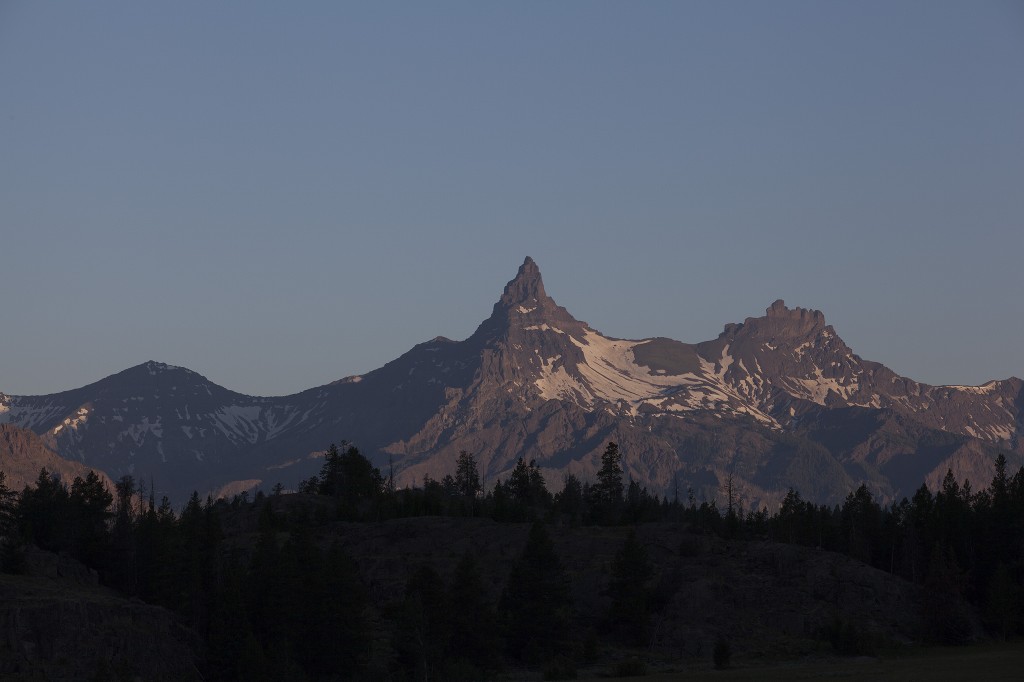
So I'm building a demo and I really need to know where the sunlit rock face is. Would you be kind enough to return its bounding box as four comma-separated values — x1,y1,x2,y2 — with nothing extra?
2,258,1020,506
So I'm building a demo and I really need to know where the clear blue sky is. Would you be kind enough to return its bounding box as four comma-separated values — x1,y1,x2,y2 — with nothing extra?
2,1,1022,396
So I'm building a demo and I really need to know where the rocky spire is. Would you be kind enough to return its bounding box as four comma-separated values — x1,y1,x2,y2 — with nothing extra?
751,299,828,338
497,257,548,309
471,257,585,342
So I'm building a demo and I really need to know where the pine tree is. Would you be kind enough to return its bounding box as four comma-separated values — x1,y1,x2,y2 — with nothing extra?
394,564,449,680
454,450,481,500
0,471,21,572
605,530,654,645
447,552,501,675
68,471,113,567
922,543,972,644
19,468,71,551
500,522,572,664
592,442,624,524
554,473,585,525
506,458,550,519
0,471,16,537
318,442,384,518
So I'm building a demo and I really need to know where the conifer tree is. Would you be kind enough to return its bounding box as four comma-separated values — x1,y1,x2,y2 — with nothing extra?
454,450,481,500
605,530,654,645
19,468,71,551
0,471,21,572
448,552,501,674
500,521,572,663
394,564,449,680
592,442,624,523
69,471,112,567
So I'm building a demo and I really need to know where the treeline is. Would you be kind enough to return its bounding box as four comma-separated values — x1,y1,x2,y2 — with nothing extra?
1,442,1023,679
302,443,1024,644
294,442,657,526
765,460,1024,644
0,449,648,680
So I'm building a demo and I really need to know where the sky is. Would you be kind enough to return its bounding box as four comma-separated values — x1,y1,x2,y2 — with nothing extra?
1,1,1022,397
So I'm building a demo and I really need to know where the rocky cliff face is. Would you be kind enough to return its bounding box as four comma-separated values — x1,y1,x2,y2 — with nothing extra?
0,424,114,493
2,258,1020,506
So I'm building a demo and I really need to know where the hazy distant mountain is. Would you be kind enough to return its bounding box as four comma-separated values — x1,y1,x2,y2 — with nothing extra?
1,257,1020,505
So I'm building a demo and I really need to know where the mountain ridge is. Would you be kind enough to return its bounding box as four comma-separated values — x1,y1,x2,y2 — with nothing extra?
1,257,1020,504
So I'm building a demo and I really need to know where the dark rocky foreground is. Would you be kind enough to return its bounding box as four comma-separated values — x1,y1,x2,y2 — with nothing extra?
0,550,201,681
344,520,927,664
216,503,935,676
0,498,984,680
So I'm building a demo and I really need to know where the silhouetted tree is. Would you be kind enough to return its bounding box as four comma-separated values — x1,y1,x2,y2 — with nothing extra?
454,451,481,500
318,442,384,518
0,471,21,572
592,442,623,524
19,468,71,551
554,473,586,526
447,552,502,676
500,522,572,664
922,543,972,644
841,484,881,565
68,471,113,566
985,562,1020,640
505,458,550,519
394,564,449,681
605,530,654,645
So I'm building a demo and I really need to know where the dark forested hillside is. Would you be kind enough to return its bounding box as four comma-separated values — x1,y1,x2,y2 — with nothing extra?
2,441,1023,679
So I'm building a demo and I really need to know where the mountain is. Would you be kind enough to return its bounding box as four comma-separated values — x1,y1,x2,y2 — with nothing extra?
1,257,1020,505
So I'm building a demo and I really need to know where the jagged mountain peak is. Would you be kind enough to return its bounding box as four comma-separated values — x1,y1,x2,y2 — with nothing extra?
716,299,830,343
4,259,1020,507
473,257,586,341
764,299,826,325
497,256,549,309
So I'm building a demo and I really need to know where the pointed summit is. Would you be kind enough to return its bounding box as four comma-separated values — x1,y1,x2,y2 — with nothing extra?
498,256,548,308
472,257,585,341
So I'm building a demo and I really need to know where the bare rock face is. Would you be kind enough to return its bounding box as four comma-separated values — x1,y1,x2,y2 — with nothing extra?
0,424,114,493
2,257,1020,506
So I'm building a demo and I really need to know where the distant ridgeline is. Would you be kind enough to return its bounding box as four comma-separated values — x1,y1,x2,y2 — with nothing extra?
2,441,1023,678
1,257,1020,510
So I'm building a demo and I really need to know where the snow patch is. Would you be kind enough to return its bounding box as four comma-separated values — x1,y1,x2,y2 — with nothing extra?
788,369,859,405
53,406,91,435
717,345,733,377
533,330,778,426
124,417,163,447
794,341,814,355
211,405,264,444
523,324,565,334
535,365,593,403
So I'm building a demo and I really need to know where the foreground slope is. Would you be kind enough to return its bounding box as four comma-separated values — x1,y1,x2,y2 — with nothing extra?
1,258,1020,504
